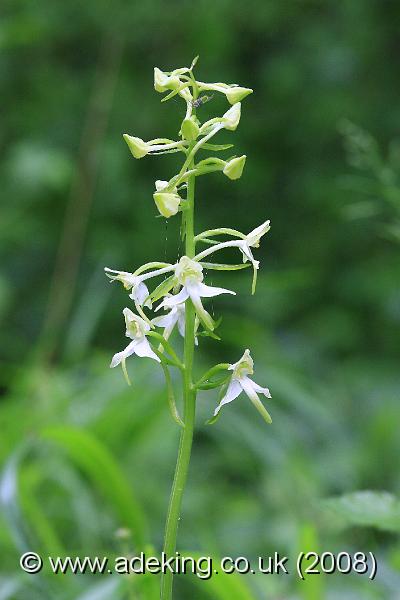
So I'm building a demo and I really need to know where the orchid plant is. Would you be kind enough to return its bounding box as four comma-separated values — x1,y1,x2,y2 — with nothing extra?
106,57,272,599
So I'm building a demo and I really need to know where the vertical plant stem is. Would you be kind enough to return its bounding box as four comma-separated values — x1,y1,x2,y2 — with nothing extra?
160,150,197,600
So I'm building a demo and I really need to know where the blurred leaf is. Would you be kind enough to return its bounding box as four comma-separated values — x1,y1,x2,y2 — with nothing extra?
0,577,23,600
322,491,400,533
41,427,148,547
297,523,324,600
76,579,125,600
186,552,256,600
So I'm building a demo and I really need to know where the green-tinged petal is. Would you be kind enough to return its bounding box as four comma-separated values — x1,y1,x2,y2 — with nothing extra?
249,393,272,424
161,82,192,103
149,275,177,303
241,376,272,424
251,263,259,295
187,288,215,331
222,103,241,131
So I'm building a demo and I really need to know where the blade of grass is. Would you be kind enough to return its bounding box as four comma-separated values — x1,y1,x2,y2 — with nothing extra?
41,427,148,547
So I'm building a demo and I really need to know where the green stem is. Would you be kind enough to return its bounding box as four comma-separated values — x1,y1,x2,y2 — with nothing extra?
160,143,197,600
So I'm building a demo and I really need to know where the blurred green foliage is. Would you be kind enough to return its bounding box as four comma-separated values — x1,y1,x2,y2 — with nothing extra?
1,0,399,598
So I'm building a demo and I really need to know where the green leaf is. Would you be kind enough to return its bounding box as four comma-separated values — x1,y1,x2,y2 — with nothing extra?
20,467,65,556
322,491,400,533
297,523,324,600
41,427,148,546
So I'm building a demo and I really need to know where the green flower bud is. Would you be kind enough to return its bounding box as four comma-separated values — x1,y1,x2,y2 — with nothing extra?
154,67,181,93
181,116,200,141
123,134,149,159
154,192,181,218
225,86,253,105
153,180,181,217
223,155,246,180
222,103,241,131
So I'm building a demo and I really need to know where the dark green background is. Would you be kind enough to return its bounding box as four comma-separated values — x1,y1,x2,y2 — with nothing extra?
1,1,399,598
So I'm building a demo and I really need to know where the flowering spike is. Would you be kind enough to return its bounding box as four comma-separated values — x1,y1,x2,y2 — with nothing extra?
105,60,273,598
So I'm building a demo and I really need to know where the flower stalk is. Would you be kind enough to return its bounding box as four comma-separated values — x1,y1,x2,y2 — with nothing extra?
160,163,197,600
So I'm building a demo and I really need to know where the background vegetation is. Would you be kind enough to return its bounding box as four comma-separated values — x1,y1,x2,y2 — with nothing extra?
1,1,399,598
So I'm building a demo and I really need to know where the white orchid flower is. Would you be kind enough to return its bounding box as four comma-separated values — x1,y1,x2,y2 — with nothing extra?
110,308,160,384
239,221,271,291
156,256,235,330
153,302,186,341
153,301,199,346
194,219,271,294
214,349,272,423
239,220,271,265
104,268,151,307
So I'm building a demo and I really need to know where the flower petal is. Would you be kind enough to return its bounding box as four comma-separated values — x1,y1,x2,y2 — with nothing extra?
240,243,254,263
214,380,242,415
247,220,271,247
110,340,137,368
157,287,189,310
240,376,272,424
130,281,151,307
133,338,161,362
152,313,176,328
186,283,215,330
251,381,272,398
177,309,186,338
153,309,179,342
195,281,236,298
